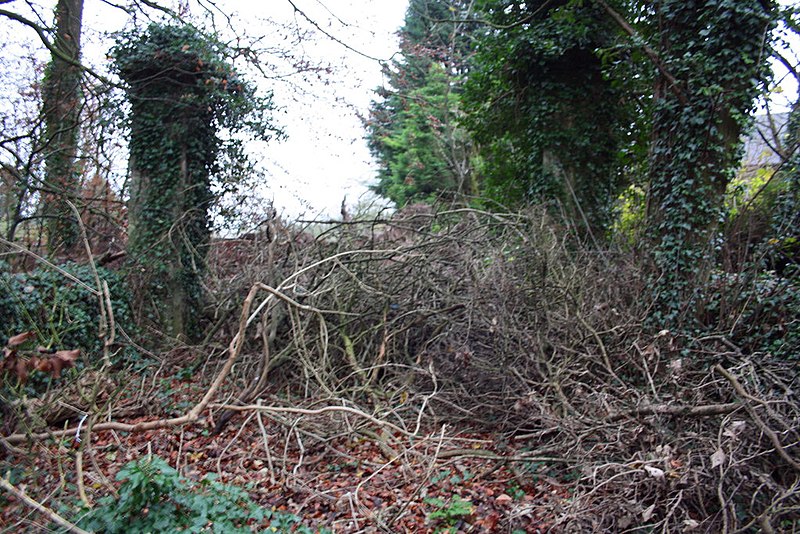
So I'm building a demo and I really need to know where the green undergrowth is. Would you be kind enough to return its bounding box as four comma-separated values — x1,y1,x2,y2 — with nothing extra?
0,261,140,368
75,455,327,533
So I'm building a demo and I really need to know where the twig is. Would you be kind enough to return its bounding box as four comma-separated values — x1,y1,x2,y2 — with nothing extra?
291,427,305,482
715,364,800,473
216,411,256,476
255,399,277,485
414,362,438,436
577,313,625,387
0,476,91,534
387,425,447,525
606,402,740,422
0,236,99,295
75,449,90,506
211,402,410,437
67,200,113,368
594,0,687,105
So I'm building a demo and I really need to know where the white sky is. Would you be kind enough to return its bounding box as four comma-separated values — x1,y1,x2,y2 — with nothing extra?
1,0,410,223
193,1,410,221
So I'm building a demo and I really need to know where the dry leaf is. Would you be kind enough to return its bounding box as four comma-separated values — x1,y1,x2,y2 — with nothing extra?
642,503,656,521
710,448,726,468
495,494,513,506
723,420,746,439
683,518,700,531
54,349,80,363
15,357,29,383
644,465,665,479
7,331,36,347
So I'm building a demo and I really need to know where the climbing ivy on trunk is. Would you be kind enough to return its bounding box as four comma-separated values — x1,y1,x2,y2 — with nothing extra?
113,22,281,341
644,0,774,326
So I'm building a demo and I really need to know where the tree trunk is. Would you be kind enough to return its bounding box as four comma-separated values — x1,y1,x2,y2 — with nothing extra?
645,0,773,326
41,0,84,256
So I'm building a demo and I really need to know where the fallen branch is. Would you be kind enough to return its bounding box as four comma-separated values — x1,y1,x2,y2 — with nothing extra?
715,364,800,473
3,283,265,445
0,476,90,534
211,402,410,437
606,402,740,422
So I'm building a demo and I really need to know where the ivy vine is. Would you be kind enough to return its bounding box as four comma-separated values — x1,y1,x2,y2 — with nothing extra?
112,22,282,340
644,0,774,326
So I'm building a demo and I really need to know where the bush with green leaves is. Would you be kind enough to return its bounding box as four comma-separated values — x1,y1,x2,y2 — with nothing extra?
0,261,133,361
77,455,322,533
425,495,474,533
701,270,800,358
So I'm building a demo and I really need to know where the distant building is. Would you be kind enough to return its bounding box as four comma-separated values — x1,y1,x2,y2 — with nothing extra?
740,112,790,178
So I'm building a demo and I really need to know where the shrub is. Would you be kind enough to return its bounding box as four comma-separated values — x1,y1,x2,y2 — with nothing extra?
701,269,800,358
77,455,323,533
0,261,134,362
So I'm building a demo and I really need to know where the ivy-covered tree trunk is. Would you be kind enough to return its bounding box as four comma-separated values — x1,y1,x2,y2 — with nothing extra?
645,0,773,325
115,22,280,342
41,0,84,255
462,1,632,239
117,26,221,342
125,94,213,341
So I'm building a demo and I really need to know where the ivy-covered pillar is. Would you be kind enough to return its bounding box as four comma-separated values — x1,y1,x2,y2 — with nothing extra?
645,0,774,326
113,23,254,341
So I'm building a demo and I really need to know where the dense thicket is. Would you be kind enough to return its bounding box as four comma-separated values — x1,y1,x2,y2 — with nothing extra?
1,2,799,533
370,0,790,324
462,0,639,239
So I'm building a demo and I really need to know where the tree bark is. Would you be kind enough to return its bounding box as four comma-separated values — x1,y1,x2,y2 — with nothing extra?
41,0,84,256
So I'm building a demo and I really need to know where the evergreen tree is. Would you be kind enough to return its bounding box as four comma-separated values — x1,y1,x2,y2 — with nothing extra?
366,0,477,207
462,0,638,238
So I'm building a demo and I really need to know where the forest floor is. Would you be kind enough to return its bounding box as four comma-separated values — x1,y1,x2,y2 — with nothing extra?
0,370,568,533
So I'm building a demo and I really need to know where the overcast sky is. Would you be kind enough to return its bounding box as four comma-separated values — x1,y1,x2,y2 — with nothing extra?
199,1,410,221
1,0,410,223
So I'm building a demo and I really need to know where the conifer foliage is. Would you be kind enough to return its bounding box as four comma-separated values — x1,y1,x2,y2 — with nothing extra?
365,0,478,206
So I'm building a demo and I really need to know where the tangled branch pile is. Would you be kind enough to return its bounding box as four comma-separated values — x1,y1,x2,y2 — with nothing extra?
202,205,799,531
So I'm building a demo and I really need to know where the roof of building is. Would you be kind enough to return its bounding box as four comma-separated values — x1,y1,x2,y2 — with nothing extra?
741,112,790,169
